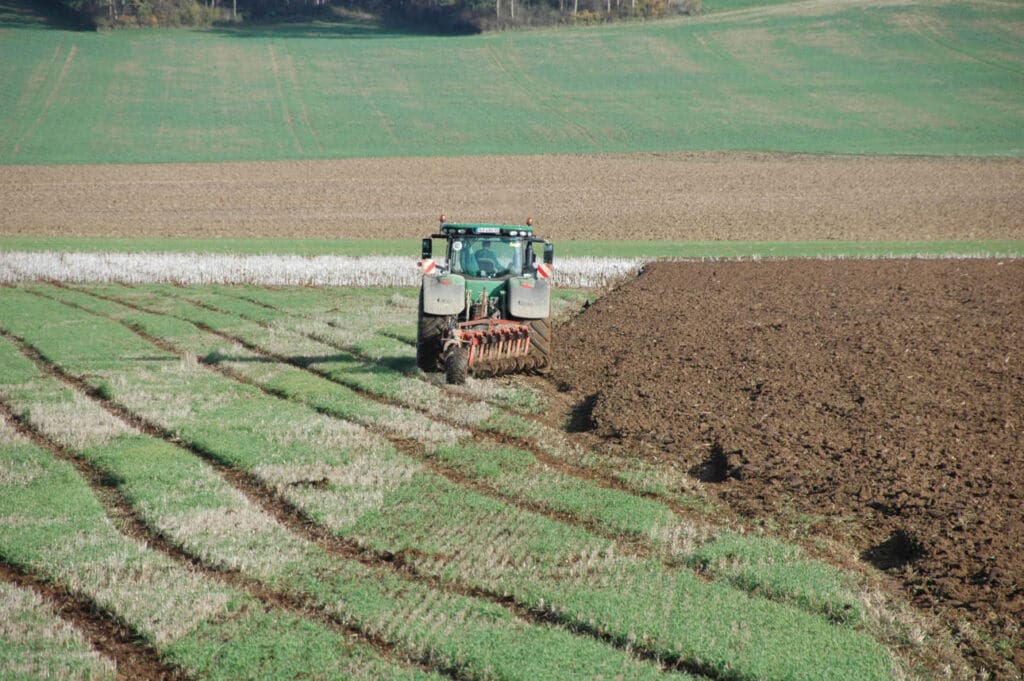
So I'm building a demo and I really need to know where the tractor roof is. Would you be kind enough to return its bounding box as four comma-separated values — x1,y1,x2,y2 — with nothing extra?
440,222,535,237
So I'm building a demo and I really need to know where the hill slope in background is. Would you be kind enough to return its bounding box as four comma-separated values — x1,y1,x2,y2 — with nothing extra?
1,0,1022,164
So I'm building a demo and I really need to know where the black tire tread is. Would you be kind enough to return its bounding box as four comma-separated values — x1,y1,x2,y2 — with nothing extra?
527,318,552,370
445,347,469,385
417,290,446,372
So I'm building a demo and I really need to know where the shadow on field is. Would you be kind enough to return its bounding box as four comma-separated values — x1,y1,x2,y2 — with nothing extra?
208,20,412,40
206,10,474,40
203,350,417,376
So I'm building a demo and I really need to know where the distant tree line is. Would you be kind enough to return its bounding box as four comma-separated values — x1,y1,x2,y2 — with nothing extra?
58,0,699,31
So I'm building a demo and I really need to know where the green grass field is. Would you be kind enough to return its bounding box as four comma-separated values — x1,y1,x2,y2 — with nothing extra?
1,0,1022,164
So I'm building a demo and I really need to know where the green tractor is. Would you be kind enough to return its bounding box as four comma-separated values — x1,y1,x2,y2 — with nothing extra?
417,215,555,385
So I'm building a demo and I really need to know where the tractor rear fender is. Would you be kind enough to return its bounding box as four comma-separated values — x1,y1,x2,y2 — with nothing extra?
422,273,466,316
508,277,551,319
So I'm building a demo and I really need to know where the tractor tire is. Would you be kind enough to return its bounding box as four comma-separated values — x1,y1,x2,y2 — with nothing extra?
445,346,469,385
526,318,552,372
417,291,446,373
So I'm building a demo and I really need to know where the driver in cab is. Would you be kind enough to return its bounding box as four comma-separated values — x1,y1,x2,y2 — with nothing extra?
473,240,501,275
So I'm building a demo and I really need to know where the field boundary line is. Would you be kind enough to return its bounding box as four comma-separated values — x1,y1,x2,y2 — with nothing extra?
267,42,306,156
19,285,706,678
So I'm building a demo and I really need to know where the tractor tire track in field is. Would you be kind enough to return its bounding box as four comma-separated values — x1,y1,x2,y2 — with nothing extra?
280,43,325,154
0,327,461,681
17,286,706,679
12,44,76,159
2,43,62,152
906,10,1024,77
0,398,188,681
486,45,601,148
266,43,306,156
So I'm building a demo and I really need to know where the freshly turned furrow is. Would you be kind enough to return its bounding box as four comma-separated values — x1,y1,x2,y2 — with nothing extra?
1,286,896,681
0,562,162,681
0,299,684,679
101,285,868,626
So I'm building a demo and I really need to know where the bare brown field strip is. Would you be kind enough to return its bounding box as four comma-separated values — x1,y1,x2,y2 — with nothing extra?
2,153,1023,242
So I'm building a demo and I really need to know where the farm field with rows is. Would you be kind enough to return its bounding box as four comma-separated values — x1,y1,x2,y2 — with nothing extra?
0,281,959,680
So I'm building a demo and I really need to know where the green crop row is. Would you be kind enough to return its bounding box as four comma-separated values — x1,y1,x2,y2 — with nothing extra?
0,324,671,680
0,285,897,680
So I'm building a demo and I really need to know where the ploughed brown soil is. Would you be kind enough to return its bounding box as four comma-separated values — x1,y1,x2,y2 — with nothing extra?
554,259,1024,676
2,153,1023,242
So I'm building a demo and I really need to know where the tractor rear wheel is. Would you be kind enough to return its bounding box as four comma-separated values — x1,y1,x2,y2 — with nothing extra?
445,346,469,385
417,291,446,373
527,318,552,372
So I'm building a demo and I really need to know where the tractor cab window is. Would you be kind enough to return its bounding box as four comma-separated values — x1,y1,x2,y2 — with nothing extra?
449,237,524,278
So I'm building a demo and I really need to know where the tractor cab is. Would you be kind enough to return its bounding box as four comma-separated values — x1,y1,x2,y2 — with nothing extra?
449,235,523,279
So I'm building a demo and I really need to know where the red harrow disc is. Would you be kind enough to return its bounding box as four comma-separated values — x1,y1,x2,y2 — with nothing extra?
449,318,532,369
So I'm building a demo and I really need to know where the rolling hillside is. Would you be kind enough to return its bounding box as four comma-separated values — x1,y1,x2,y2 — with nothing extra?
1,0,1022,163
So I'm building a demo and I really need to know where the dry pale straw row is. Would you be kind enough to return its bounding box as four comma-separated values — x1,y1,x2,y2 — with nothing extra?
0,252,644,289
